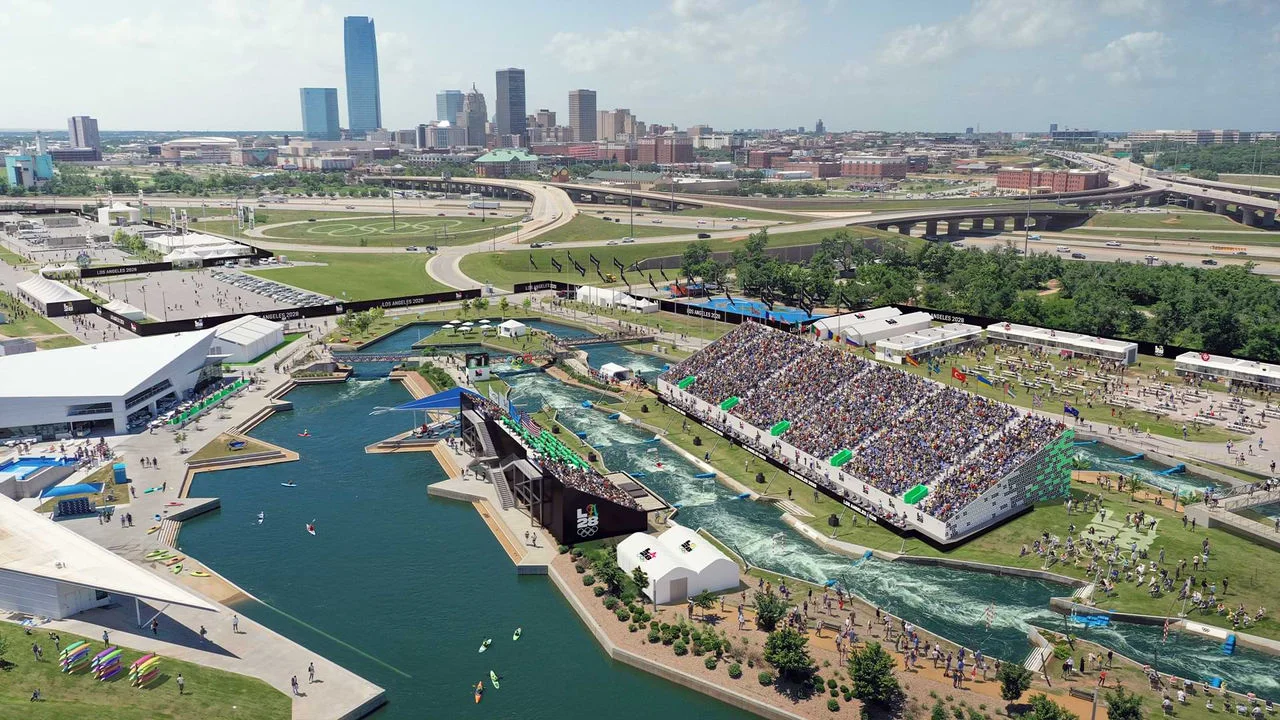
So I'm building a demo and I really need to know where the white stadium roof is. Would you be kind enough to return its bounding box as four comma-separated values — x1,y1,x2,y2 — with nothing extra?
0,495,215,611
17,276,88,305
0,329,215,399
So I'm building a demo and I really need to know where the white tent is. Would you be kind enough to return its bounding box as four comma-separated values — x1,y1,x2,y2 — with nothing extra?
163,248,203,268
211,315,285,364
498,319,528,338
102,299,146,322
599,362,632,381
617,524,739,605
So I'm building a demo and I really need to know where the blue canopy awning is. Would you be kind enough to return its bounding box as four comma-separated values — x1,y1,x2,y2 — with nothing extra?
392,387,483,412
41,483,104,499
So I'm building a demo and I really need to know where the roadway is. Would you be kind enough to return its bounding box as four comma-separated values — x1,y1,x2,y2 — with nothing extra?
957,231,1280,276
1056,151,1280,213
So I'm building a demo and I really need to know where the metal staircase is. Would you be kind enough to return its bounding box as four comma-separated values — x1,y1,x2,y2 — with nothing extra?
485,466,515,510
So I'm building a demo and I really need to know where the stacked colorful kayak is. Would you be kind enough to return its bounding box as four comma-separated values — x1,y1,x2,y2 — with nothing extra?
130,653,161,687
59,640,91,673
92,646,124,681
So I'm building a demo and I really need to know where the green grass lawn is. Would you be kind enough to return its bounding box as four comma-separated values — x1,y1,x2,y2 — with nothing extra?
0,298,69,339
244,252,447,300
35,336,84,350
461,226,911,290
188,432,273,462
666,206,805,222
0,245,30,266
1219,174,1280,189
1060,228,1280,246
1083,211,1259,231
529,214,672,245
609,393,1280,639
259,215,520,247
0,622,289,719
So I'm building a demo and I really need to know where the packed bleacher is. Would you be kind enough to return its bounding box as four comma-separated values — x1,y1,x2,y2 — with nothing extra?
662,321,1066,523
472,397,640,510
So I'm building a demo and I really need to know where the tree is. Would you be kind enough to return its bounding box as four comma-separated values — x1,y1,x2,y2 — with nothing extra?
763,627,814,682
499,297,510,315
752,589,788,631
521,297,532,314
681,240,713,282
847,641,904,709
1027,694,1079,720
594,556,627,596
1105,687,1144,720
996,661,1032,706
458,299,470,317
630,566,650,606
692,589,717,619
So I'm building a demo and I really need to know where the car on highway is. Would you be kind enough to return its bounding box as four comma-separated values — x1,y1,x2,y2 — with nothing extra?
621,237,635,243
345,205,355,209
607,240,619,246
1235,250,1248,256
436,213,445,216
1105,241,1122,247
696,220,707,225
1071,252,1087,259
530,241,553,248
307,218,317,222
1056,246,1070,253
651,219,663,224
697,232,711,239
730,225,741,229
405,246,418,252
467,212,475,216
1202,259,1219,265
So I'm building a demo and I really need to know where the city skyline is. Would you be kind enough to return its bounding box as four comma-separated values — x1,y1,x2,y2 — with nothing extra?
5,0,1279,132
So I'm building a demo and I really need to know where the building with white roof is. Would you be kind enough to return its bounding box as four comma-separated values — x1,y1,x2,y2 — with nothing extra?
0,330,223,440
810,306,901,338
1174,352,1280,391
15,276,89,316
143,232,248,260
0,494,216,620
616,524,738,605
101,299,146,322
210,315,285,363
877,322,983,364
841,311,932,347
986,322,1138,364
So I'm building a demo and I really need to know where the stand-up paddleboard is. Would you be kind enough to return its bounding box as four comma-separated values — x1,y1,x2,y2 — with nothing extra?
478,638,491,653
474,682,483,703
490,670,500,689
257,512,264,525
281,482,297,487
512,628,522,641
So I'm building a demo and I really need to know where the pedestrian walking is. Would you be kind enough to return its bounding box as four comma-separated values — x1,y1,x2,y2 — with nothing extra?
232,615,239,634
308,662,315,684
151,618,159,636
291,676,300,696
199,625,208,643
177,673,185,695
102,630,109,645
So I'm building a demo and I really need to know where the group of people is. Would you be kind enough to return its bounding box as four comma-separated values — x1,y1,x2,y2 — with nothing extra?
663,322,1065,525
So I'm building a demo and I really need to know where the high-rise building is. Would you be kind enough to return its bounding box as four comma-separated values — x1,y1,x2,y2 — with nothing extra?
436,90,464,125
534,109,556,128
814,119,825,135
343,16,382,138
1049,123,1059,134
462,85,488,147
495,68,526,140
299,88,341,140
66,116,102,159
568,89,597,142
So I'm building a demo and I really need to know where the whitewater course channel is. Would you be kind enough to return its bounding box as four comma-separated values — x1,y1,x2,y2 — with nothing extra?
178,321,1279,719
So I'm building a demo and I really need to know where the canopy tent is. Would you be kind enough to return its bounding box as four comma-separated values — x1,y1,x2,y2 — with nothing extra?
498,319,528,338
391,387,484,412
39,483,104,499
103,299,146,322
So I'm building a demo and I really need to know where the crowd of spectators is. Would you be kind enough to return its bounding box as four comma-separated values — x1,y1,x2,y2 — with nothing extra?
662,321,1066,523
469,397,640,510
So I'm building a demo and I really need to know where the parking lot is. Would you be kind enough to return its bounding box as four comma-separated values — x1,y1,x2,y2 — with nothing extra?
209,270,330,306
84,265,324,322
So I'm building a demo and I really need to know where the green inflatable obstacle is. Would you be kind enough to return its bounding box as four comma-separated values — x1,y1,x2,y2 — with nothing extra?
903,484,928,505
770,420,791,437
720,396,740,411
677,376,696,390
829,449,852,467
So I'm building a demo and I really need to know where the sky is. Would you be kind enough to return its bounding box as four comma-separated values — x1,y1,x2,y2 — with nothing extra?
6,0,1280,133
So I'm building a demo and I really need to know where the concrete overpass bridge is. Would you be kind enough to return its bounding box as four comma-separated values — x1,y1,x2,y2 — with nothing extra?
850,205,1096,236
1049,151,1279,228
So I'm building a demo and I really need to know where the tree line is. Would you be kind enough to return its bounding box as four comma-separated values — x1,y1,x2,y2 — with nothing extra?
682,229,1280,360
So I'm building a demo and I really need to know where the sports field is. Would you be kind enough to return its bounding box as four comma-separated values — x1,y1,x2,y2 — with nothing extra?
1083,210,1259,231
245,252,449,299
258,215,521,247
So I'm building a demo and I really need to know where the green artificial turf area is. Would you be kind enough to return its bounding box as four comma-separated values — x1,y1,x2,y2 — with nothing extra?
258,215,520,247
244,252,447,300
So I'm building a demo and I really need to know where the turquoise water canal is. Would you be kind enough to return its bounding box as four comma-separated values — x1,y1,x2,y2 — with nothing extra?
179,379,744,720
1074,442,1222,497
179,340,1280,717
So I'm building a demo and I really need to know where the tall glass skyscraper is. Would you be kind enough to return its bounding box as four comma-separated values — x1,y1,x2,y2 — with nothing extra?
300,88,340,140
436,90,464,125
495,68,526,140
343,16,382,138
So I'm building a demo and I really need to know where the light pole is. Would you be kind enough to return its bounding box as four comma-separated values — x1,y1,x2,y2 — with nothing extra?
628,162,635,239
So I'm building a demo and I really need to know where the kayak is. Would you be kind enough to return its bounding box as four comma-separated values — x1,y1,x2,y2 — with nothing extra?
190,570,211,577
512,627,522,641
281,482,297,487
474,682,483,704
146,525,160,534
130,653,157,669
60,640,88,658
171,564,183,574
490,670,500,689
478,638,492,653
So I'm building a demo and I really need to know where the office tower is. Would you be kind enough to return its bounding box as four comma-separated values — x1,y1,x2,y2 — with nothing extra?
495,68,526,140
814,119,825,135
436,90,464,124
1049,123,1058,134
534,109,556,128
462,85,488,146
299,88,341,140
67,116,102,158
568,89,596,142
343,16,382,138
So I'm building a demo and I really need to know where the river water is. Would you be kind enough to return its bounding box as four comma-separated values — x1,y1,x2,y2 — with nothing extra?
177,327,1279,718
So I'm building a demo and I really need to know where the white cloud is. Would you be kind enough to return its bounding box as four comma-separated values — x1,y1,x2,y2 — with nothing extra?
1082,30,1174,85
879,0,1082,66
